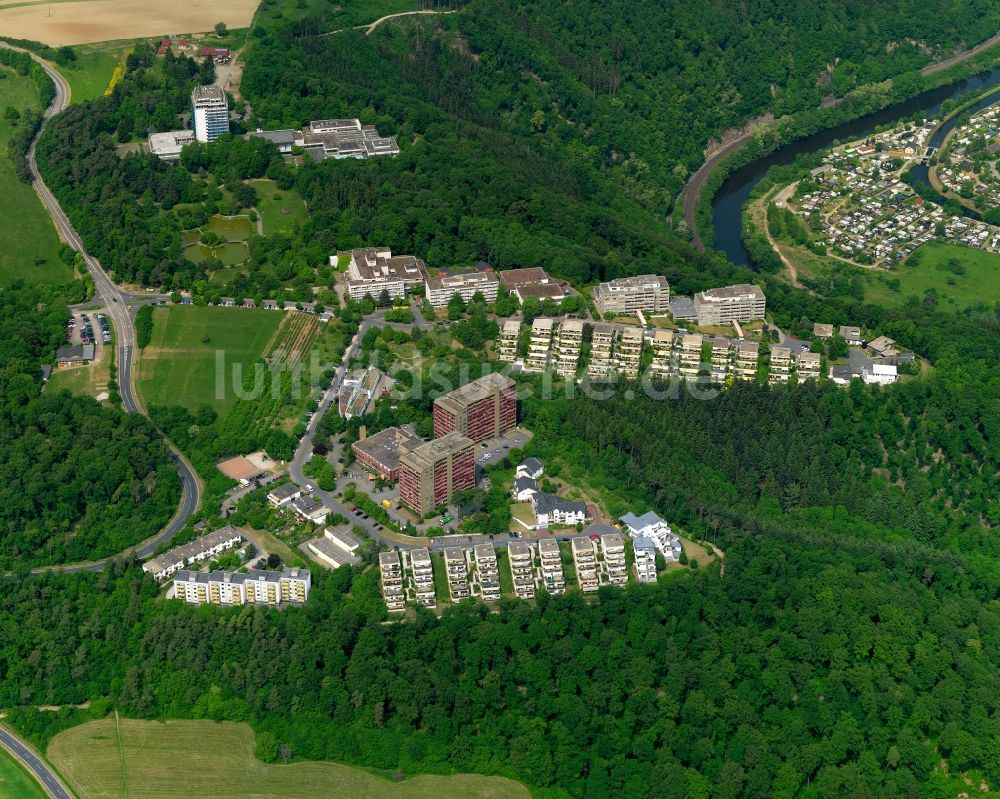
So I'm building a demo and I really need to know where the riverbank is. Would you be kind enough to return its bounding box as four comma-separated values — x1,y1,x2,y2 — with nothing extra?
690,34,1000,259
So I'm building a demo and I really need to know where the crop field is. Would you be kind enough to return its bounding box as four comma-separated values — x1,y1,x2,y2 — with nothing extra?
47,718,529,799
0,746,46,799
137,305,283,415
262,311,322,364
0,65,69,286
0,0,258,46
864,242,1000,311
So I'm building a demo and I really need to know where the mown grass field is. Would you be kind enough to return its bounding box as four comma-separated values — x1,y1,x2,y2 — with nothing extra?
251,179,309,235
60,44,122,103
47,718,530,799
864,242,1000,311
0,746,47,799
137,305,283,415
0,66,70,286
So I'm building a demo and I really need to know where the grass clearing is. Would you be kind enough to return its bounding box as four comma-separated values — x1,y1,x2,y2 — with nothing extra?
251,179,308,235
60,43,122,102
48,718,529,799
0,746,47,799
137,305,283,415
864,242,1000,311
0,66,70,286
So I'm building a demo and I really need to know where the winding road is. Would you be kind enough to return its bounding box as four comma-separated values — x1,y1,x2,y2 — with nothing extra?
681,30,1000,250
1,43,202,573
0,726,73,799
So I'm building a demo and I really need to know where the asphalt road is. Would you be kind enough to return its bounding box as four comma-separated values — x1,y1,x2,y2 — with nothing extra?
0,726,73,799
5,43,201,573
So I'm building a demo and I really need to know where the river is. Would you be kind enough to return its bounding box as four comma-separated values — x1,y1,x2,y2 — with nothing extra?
711,67,1000,266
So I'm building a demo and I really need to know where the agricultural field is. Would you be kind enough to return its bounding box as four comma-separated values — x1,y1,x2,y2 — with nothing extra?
137,305,283,415
864,241,1000,311
0,0,257,46
60,42,125,103
251,179,309,235
0,747,46,799
0,65,70,286
47,718,529,799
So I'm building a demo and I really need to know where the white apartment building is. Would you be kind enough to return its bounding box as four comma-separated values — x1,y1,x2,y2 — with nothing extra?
572,536,599,592
408,547,436,608
862,363,898,385
335,247,427,302
508,541,535,599
144,526,244,581
633,535,658,583
537,538,565,594
425,271,500,307
475,544,501,601
496,319,520,362
600,533,628,587
693,284,766,326
379,550,405,611
554,319,583,378
524,317,554,373
174,567,311,607
593,275,670,315
587,324,616,379
615,326,644,380
620,511,682,560
444,547,470,601
191,85,229,142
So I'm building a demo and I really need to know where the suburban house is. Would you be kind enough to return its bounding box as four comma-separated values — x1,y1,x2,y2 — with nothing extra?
267,483,302,507
290,496,329,525
516,458,544,480
813,323,834,339
867,335,899,357
531,492,588,527
839,325,862,346
56,344,95,368
862,363,899,385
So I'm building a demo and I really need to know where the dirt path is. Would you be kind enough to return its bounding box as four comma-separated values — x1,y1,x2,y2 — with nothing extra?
321,8,456,38
764,183,804,287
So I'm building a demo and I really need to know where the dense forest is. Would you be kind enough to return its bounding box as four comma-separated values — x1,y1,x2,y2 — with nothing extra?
0,285,180,568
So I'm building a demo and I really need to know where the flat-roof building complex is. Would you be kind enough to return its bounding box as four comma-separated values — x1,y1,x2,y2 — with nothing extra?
496,320,520,362
307,527,362,569
474,544,501,601
554,319,583,378
174,567,310,606
425,271,499,307
734,340,759,380
148,129,196,161
399,432,476,516
433,373,517,442
498,268,568,304
615,326,644,380
299,118,400,160
351,425,424,481
508,541,535,599
191,85,229,142
336,247,428,302
144,527,244,581
538,539,565,594
769,346,792,383
587,324,616,379
379,551,405,611
593,275,670,315
444,547,470,601
693,284,766,326
650,329,676,378
524,317,554,373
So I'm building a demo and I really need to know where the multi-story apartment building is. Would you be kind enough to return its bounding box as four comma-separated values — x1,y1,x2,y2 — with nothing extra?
425,271,500,307
444,547,470,601
587,324,616,379
615,326,644,379
677,333,704,380
554,319,583,378
335,247,427,302
537,538,565,595
693,284,767,326
398,432,476,517
191,85,229,142
496,320,520,362
475,544,501,601
796,351,822,381
769,346,792,383
144,526,244,581
174,567,311,607
524,317,554,373
508,541,535,599
593,275,670,315
572,537,599,592
620,511,682,560
433,373,517,442
379,550,405,611
710,336,732,382
649,329,676,378
408,547,436,608
600,533,628,587
351,424,424,481
734,340,759,381
633,535,658,583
